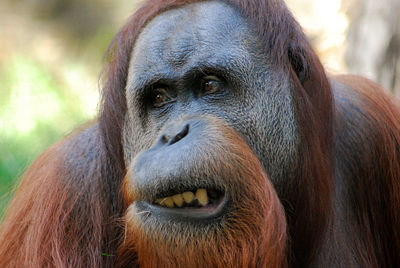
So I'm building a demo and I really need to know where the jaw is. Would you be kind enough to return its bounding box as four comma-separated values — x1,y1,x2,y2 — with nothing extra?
122,169,285,268
122,181,286,268
123,199,260,268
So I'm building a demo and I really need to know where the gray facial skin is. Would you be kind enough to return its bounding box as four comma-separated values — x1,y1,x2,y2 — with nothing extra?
123,1,298,188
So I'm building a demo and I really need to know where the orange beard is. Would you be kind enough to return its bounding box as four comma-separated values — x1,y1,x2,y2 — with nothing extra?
120,119,287,268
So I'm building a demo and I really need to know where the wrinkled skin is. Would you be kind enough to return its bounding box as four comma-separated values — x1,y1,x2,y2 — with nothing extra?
123,1,297,191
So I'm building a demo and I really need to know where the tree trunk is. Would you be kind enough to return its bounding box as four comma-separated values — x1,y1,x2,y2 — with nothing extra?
346,0,400,96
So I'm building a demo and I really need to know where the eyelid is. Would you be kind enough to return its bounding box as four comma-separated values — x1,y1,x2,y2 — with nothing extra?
137,77,173,96
203,75,221,81
153,86,169,94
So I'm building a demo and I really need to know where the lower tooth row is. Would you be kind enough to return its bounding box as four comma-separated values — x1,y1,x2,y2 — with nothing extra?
156,189,208,208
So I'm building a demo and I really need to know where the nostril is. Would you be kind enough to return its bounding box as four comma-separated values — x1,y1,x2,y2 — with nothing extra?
160,134,169,144
169,124,190,145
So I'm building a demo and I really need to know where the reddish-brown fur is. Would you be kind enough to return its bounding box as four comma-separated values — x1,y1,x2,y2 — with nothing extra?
333,75,400,267
0,128,125,267
0,0,399,267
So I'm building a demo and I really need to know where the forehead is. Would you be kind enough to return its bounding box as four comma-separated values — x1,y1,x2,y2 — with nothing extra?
129,1,261,81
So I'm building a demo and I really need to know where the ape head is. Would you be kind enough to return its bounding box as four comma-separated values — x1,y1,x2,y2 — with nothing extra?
111,1,333,267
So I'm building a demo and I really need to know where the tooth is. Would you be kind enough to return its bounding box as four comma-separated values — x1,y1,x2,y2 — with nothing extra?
182,191,195,203
196,189,208,205
172,194,184,207
163,197,174,208
156,197,174,208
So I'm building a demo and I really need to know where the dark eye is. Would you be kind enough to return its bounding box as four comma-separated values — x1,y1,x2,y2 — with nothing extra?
202,75,221,94
152,87,171,108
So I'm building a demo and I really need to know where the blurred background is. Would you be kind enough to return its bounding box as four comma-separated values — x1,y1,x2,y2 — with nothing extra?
0,0,399,212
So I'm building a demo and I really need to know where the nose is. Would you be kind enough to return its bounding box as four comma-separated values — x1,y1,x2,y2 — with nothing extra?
160,123,190,146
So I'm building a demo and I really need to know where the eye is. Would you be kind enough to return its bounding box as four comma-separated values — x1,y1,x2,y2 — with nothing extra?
152,87,172,108
202,75,221,94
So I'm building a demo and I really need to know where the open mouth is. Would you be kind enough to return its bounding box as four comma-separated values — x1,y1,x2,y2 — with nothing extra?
154,188,223,208
136,188,229,222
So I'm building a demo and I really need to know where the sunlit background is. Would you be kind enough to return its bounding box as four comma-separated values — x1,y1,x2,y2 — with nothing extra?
1,0,399,212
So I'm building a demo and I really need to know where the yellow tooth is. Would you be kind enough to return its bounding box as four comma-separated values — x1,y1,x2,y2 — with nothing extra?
155,198,163,205
163,197,174,208
196,189,208,205
172,194,184,207
182,191,195,203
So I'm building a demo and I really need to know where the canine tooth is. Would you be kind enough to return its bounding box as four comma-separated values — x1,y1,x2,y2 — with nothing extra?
163,197,174,208
182,191,195,203
196,189,208,205
172,194,184,207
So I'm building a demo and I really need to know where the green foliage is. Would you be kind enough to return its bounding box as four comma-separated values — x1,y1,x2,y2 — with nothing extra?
0,0,131,216
0,55,94,213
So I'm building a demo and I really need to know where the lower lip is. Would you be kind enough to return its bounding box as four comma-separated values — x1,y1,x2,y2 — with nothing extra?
135,194,230,223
